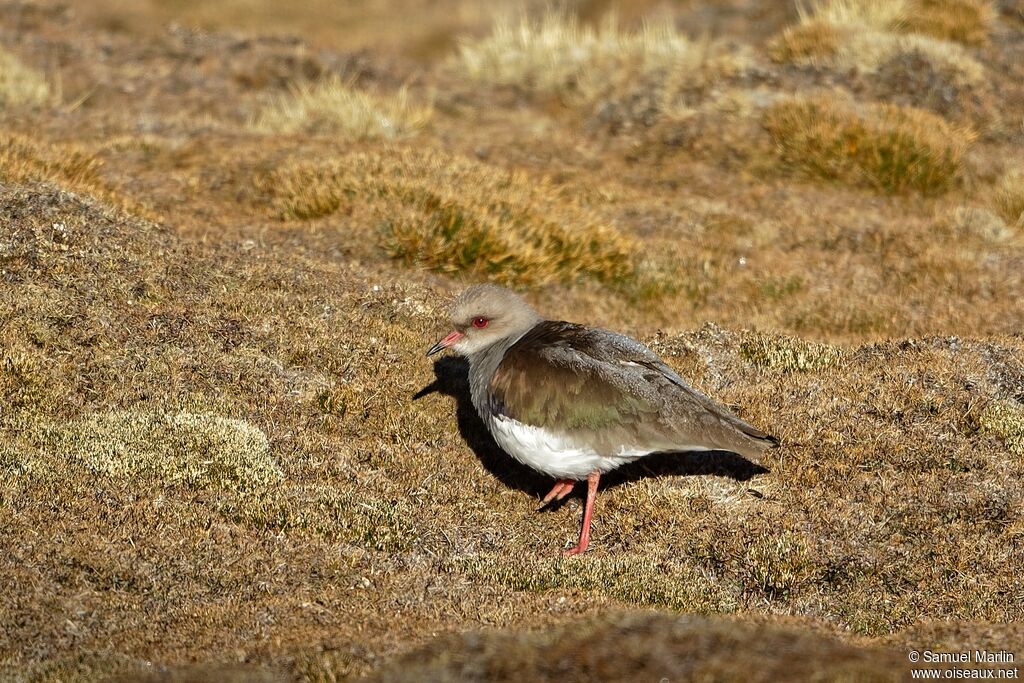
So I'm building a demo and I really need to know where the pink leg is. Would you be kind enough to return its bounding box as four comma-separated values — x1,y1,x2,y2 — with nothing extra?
563,470,600,557
538,479,575,509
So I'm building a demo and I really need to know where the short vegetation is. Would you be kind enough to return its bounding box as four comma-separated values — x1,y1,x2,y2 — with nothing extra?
455,13,701,96
2,0,1024,680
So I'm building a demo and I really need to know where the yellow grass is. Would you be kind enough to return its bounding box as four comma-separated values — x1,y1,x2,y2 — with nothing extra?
992,170,1024,229
0,132,103,188
763,95,973,193
252,77,433,138
739,332,846,373
0,46,51,108
454,12,716,100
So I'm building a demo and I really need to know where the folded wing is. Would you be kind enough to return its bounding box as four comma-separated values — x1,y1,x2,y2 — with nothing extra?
488,321,776,461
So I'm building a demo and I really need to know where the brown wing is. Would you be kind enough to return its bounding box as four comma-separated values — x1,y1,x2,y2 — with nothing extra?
489,321,776,461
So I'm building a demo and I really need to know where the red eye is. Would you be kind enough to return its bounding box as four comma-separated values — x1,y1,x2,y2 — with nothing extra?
472,317,489,328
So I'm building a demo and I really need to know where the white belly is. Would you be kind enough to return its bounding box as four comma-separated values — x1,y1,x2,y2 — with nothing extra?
487,415,653,480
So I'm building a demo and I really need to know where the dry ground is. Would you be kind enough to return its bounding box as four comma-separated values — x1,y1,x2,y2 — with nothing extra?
1,0,1023,681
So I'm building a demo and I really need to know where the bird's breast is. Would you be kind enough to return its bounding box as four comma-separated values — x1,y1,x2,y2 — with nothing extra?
486,414,647,480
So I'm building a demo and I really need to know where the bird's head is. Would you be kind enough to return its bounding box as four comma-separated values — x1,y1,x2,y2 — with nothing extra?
427,284,541,357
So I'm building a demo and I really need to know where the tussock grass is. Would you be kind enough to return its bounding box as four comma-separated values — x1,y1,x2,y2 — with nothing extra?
770,0,987,82
454,11,743,111
991,170,1024,229
902,0,995,46
740,332,845,373
1,350,52,411
763,95,972,194
11,411,281,490
456,13,690,94
0,46,51,109
796,0,993,44
251,77,432,138
259,148,638,286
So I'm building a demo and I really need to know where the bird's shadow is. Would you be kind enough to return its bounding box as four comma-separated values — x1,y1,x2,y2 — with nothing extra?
414,357,769,505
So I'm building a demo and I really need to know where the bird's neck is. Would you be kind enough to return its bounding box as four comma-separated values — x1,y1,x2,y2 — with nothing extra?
466,324,536,419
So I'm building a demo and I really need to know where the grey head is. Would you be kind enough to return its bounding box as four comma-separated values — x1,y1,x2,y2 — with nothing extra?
426,284,541,358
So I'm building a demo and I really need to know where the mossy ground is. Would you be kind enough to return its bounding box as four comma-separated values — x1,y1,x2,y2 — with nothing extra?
2,0,1023,681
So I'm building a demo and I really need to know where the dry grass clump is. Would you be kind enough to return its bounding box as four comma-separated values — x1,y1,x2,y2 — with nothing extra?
762,95,972,194
769,0,986,83
0,132,152,216
259,148,638,286
366,612,907,682
0,46,51,108
251,77,432,138
991,170,1024,229
902,0,996,46
1,132,103,188
977,400,1024,455
739,332,846,373
12,411,281,490
454,11,731,104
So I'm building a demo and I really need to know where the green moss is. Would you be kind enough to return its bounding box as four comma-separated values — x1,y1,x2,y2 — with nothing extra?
16,411,281,490
740,332,845,373
977,400,1024,455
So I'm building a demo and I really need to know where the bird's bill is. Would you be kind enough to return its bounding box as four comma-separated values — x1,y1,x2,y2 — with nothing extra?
426,330,464,356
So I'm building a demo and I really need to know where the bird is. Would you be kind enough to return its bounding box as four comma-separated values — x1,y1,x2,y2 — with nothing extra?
426,284,777,556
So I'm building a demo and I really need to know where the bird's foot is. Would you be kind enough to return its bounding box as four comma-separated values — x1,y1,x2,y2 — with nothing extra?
537,479,575,510
562,541,589,557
